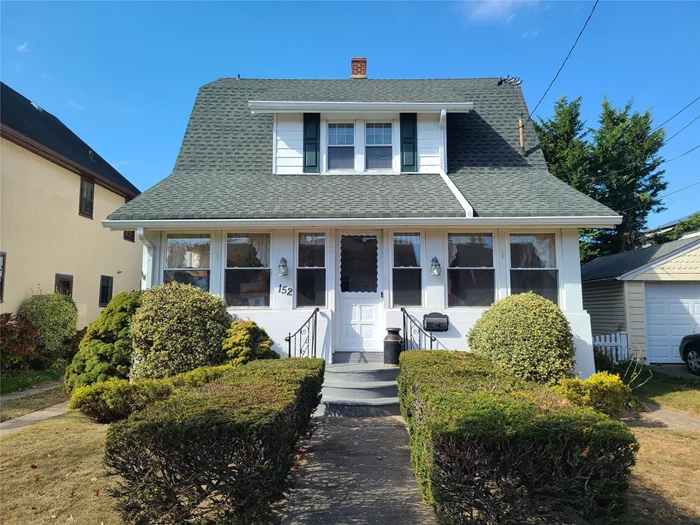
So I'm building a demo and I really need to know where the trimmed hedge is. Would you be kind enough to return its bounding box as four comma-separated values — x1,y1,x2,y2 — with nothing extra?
223,319,279,364
20,293,78,365
555,372,631,416
131,282,231,379
398,351,638,524
105,358,324,524
70,363,233,423
467,292,575,385
64,291,142,394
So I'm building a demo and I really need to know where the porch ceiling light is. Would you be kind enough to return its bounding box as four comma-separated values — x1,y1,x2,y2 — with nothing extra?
430,257,441,277
278,257,288,277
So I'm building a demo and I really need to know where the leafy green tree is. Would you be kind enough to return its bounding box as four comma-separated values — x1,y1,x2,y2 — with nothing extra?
652,212,700,244
535,96,667,262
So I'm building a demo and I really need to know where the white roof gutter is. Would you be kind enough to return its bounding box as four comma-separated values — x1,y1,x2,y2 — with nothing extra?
248,101,474,114
103,215,622,231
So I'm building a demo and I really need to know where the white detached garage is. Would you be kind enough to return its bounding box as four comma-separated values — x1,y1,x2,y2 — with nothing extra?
581,235,700,363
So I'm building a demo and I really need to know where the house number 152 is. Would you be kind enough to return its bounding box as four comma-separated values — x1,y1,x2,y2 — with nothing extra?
278,285,293,296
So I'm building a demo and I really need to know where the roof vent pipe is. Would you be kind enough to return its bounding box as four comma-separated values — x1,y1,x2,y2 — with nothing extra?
518,114,525,152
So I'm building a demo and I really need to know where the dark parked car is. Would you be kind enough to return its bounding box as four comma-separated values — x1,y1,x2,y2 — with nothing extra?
679,334,700,376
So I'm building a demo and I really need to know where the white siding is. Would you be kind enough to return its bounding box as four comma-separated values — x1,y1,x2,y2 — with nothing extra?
582,280,626,335
417,114,441,173
275,114,304,175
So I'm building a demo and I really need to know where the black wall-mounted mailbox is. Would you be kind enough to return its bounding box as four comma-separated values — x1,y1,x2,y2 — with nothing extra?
423,312,449,332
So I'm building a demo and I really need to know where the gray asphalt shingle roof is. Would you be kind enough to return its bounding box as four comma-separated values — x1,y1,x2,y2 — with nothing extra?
107,77,616,221
580,236,700,282
1,82,140,197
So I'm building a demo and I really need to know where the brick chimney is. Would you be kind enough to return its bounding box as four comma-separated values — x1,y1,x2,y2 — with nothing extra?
351,57,367,79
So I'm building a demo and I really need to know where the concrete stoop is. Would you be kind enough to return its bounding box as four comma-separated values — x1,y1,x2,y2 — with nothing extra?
319,361,400,417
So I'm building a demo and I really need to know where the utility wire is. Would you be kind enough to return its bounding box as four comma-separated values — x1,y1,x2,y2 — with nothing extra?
527,0,600,122
664,115,700,144
619,180,700,214
652,96,700,132
665,143,700,163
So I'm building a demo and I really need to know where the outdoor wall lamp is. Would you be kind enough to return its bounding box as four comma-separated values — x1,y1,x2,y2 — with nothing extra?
430,257,441,276
278,257,288,277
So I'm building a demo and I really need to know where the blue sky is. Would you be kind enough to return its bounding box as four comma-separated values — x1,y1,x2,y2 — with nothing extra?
2,1,698,228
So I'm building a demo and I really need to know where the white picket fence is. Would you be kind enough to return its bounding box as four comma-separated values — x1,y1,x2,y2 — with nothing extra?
592,332,629,364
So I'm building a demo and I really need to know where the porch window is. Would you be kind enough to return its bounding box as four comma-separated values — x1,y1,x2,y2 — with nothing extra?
366,123,393,170
509,233,558,304
225,233,271,307
327,123,355,170
163,234,211,291
297,233,325,307
392,233,421,307
447,234,494,307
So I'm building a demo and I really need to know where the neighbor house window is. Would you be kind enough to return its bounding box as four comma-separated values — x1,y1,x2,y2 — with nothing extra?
163,234,211,291
448,234,494,307
99,275,113,307
225,233,271,307
0,252,6,302
366,123,393,170
393,233,421,307
55,274,73,297
297,233,325,307
510,233,558,304
327,123,355,170
123,231,135,242
79,177,94,218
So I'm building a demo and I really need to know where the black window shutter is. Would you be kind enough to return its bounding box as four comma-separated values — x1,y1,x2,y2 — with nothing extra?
303,113,320,173
400,113,417,172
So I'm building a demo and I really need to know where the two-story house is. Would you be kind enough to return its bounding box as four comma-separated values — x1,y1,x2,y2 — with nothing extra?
103,58,620,377
0,82,142,327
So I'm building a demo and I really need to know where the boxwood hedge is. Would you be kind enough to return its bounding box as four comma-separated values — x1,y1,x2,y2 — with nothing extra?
398,351,638,525
105,358,324,525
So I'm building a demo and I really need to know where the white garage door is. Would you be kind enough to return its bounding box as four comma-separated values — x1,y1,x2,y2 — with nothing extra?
645,282,700,363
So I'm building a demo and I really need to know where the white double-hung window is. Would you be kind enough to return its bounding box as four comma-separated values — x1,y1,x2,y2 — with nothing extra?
509,233,559,304
365,123,393,170
327,123,355,170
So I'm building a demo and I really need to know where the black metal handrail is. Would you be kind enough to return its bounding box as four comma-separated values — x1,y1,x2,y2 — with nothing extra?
401,308,437,351
286,307,319,358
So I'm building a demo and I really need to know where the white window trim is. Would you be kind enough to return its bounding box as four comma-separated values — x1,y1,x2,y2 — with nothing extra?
294,230,329,309
161,232,213,292
444,231,497,309
389,230,424,309
505,230,562,306
221,231,274,309
321,116,400,175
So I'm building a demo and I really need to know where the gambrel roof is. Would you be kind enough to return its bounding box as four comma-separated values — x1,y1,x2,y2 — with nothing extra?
107,78,614,221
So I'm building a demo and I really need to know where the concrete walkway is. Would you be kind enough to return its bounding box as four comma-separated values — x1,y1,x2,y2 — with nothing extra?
0,401,69,436
624,403,700,433
279,416,435,525
648,364,700,381
0,380,63,402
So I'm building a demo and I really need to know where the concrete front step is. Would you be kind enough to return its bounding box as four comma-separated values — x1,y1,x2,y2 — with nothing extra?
316,397,401,417
322,379,398,400
332,351,384,364
325,364,400,382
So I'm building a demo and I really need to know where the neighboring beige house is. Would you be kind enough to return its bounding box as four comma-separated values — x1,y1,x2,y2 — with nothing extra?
0,82,141,327
581,235,700,363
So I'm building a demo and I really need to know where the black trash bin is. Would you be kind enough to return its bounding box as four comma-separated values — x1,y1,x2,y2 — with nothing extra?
384,328,403,366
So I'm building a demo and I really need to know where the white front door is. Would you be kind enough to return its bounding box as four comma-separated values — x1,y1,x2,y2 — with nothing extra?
336,232,383,352
645,282,700,363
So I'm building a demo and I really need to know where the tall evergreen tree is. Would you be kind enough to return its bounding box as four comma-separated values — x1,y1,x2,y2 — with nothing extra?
535,96,667,262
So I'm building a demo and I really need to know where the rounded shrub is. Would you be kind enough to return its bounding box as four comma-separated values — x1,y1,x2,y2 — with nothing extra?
63,291,142,394
20,293,78,365
467,292,575,385
223,320,278,365
555,372,631,416
0,313,41,370
131,282,231,379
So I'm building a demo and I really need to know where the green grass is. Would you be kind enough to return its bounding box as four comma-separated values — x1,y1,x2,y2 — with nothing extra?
0,387,69,422
630,367,700,418
0,368,65,394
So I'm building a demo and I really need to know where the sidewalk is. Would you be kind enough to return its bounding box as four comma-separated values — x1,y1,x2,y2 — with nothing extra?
279,415,435,525
0,381,63,402
0,402,69,436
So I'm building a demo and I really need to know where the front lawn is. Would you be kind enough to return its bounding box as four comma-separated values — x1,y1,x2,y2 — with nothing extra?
631,367,700,417
0,368,65,394
0,387,69,422
0,412,120,525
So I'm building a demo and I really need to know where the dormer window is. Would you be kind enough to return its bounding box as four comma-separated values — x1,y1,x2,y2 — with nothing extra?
366,123,392,170
327,123,355,170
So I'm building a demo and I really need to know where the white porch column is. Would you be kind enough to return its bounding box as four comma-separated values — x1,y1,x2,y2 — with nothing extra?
137,228,160,290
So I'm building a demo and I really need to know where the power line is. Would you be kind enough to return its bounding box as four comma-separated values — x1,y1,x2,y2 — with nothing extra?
527,0,600,122
665,114,700,144
619,180,700,214
652,96,700,132
666,143,700,163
